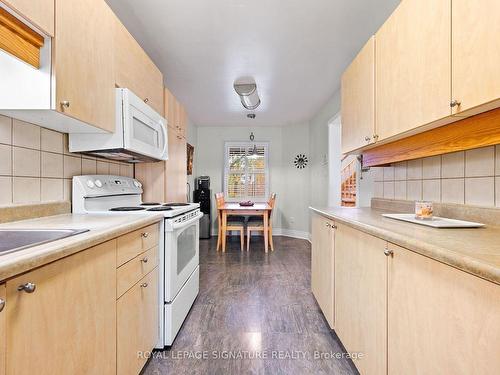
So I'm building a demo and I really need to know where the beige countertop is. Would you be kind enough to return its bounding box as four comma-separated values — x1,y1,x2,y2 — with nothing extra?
0,213,163,282
310,206,500,285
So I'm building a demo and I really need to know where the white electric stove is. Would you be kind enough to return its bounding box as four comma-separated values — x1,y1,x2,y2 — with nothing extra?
72,175,202,347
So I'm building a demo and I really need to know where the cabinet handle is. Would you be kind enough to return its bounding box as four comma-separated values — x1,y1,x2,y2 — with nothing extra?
0,298,5,312
141,256,148,263
140,282,148,288
326,223,331,228
144,98,149,103
364,136,371,142
384,248,394,257
450,100,461,108
141,232,149,238
331,224,337,230
372,134,379,141
60,100,70,109
17,282,36,293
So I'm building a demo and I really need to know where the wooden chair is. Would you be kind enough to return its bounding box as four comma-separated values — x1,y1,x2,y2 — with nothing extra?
246,193,276,251
215,192,245,252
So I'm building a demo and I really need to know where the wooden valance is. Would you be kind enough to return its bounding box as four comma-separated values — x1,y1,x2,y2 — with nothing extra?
362,107,500,167
0,7,44,68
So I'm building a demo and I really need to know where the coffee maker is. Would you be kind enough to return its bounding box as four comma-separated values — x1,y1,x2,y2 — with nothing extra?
194,176,211,239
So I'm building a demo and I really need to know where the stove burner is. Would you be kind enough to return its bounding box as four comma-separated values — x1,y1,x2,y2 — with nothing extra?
109,207,146,212
163,203,190,207
147,207,174,211
141,202,161,206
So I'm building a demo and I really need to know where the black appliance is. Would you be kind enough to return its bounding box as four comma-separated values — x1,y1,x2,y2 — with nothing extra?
194,176,211,239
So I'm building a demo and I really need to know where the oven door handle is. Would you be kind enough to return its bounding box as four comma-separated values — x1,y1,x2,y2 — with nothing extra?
171,212,204,230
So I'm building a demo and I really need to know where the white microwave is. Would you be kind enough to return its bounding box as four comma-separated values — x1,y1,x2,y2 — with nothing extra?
69,88,168,162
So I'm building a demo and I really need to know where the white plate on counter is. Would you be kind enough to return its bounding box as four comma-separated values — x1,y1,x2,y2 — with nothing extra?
382,214,485,228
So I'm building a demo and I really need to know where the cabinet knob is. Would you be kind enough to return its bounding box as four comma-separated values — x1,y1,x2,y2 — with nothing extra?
141,232,149,238
140,282,148,288
372,134,379,141
60,100,70,109
141,256,148,263
17,282,36,293
450,100,461,108
365,136,371,142
0,298,5,312
331,224,337,230
384,248,394,257
144,98,149,103
326,222,331,228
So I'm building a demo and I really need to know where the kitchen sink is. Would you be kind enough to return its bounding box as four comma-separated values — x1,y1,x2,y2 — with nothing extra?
0,229,89,255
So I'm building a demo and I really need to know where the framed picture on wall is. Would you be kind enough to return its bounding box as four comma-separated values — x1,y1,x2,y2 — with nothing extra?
187,143,194,175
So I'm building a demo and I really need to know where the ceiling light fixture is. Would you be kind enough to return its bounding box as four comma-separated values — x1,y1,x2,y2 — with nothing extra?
234,82,261,110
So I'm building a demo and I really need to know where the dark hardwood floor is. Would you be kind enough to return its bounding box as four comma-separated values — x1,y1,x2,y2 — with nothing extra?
143,236,358,375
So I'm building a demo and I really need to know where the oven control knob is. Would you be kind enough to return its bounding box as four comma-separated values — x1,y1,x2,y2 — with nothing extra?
133,180,142,188
94,179,103,188
86,180,95,189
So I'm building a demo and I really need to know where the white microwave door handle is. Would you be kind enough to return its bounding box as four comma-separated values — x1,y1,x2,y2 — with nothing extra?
159,122,167,158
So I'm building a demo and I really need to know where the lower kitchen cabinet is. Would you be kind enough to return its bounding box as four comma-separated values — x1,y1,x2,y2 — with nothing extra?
0,283,5,375
334,223,387,375
311,212,335,328
5,240,117,375
388,243,500,375
117,268,159,375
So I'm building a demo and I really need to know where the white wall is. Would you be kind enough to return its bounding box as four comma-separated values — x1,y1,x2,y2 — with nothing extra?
195,123,311,238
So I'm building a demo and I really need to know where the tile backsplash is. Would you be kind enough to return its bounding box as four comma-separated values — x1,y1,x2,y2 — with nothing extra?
0,115,134,206
372,145,500,208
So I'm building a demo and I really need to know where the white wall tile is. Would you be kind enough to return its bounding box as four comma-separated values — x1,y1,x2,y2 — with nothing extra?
374,182,384,198
0,176,12,205
407,159,423,180
63,155,81,178
41,152,63,178
423,179,441,202
41,178,64,201
442,151,465,178
465,177,495,207
0,144,12,175
407,180,422,201
422,156,441,179
496,177,500,208
394,162,407,181
13,147,40,177
41,128,63,153
12,119,40,149
372,167,384,182
119,163,134,178
82,158,97,175
383,181,395,199
13,177,40,203
63,179,72,201
383,166,394,181
441,178,465,204
496,146,500,176
465,146,495,177
97,160,110,175
0,115,12,144
109,163,120,175
394,181,407,200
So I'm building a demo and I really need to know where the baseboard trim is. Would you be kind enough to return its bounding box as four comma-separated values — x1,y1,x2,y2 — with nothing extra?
210,228,311,241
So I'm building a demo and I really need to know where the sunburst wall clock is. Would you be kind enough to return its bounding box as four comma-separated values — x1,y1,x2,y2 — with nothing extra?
294,154,308,169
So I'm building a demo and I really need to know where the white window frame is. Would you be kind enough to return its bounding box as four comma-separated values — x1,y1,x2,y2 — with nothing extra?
223,141,270,202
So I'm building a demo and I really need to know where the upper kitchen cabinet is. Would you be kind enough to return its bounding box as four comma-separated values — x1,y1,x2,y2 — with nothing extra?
0,284,5,375
114,17,164,115
165,87,187,137
54,0,115,132
1,0,54,36
452,0,500,116
341,36,375,154
375,0,451,142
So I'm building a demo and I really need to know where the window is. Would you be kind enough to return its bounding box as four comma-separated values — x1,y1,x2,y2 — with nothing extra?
224,142,269,201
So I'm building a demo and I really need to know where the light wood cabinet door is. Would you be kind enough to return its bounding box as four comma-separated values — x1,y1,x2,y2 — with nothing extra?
375,0,451,141
0,284,5,375
114,17,164,115
341,36,375,153
164,87,176,130
165,125,187,202
335,224,387,375
2,0,54,36
117,268,159,375
311,213,335,328
5,240,117,375
388,244,500,375
452,0,500,116
54,0,115,132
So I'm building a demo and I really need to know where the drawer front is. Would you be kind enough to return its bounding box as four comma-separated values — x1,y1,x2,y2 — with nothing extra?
117,223,159,266
117,246,159,298
117,268,159,375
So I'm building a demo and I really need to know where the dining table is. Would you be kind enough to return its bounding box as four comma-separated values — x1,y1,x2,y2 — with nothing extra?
221,202,272,253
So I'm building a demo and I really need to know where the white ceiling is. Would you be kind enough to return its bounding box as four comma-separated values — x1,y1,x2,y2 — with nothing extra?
106,0,400,127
